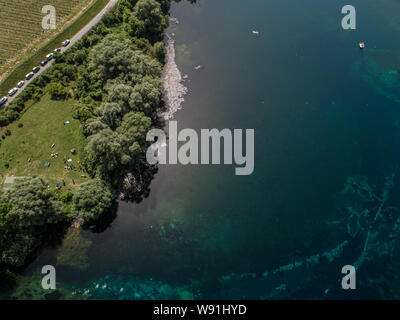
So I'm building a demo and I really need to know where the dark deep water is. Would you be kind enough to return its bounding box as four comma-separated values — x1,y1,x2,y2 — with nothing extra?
3,0,400,299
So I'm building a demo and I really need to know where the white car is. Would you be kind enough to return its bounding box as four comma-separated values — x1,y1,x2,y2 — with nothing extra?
8,88,18,96
17,81,24,88
25,72,34,80
0,96,8,106
46,53,53,60
62,39,70,47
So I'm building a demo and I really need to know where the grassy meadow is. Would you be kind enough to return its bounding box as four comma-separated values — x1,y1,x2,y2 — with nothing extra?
0,93,88,189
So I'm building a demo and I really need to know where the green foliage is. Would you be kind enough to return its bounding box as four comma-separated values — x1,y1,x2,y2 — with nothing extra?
82,118,109,136
96,102,124,129
72,178,114,223
1,178,64,228
49,63,77,84
153,41,166,63
89,34,162,84
85,128,130,177
117,111,152,159
58,190,75,204
75,69,104,103
130,76,163,116
132,0,167,42
72,104,95,123
156,0,171,15
107,83,134,111
48,82,68,100
0,177,65,267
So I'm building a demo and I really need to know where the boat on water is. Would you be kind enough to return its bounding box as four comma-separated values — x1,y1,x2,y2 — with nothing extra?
359,42,365,49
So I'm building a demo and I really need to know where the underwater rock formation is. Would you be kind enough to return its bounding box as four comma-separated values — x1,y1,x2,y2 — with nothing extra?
56,228,92,271
353,50,400,104
74,274,198,300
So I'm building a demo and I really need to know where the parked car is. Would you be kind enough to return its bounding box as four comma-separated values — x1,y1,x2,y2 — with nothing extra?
25,72,34,80
17,81,24,88
41,60,48,67
46,53,53,60
62,39,70,47
54,48,61,53
8,88,18,97
32,66,40,73
0,96,8,106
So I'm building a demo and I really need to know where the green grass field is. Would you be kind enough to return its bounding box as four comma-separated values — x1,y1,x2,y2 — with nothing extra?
0,0,109,97
0,93,88,189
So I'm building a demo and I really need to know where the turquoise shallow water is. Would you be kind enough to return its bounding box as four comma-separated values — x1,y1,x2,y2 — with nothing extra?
3,0,400,299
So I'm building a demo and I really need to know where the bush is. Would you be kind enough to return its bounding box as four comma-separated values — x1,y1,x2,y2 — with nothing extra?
58,190,74,203
72,104,94,123
153,41,166,63
48,82,68,100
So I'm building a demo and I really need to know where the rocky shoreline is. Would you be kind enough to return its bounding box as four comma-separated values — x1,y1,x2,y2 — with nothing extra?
161,29,188,120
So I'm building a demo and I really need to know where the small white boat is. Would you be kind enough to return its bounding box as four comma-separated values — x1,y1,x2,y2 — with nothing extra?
359,42,365,49
252,30,259,35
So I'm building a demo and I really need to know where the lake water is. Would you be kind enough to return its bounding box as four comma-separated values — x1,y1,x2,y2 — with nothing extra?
3,0,400,299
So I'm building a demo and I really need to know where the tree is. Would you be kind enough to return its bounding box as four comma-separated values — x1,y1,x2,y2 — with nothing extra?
95,102,124,129
89,35,135,79
75,69,104,102
89,35,162,83
153,41,166,63
72,178,114,223
85,128,130,177
117,111,152,159
72,103,94,123
1,178,64,228
129,76,163,116
107,83,134,112
155,0,171,15
132,0,167,42
0,178,64,267
48,82,67,100
82,118,109,136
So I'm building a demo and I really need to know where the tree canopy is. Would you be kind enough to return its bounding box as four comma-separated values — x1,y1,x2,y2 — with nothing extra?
85,128,130,177
129,76,163,116
132,0,167,42
117,111,152,157
0,178,64,267
72,178,114,223
48,82,68,100
89,35,162,84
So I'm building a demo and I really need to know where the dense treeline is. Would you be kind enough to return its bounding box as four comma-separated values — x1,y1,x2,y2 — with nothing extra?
0,178,67,267
0,0,173,271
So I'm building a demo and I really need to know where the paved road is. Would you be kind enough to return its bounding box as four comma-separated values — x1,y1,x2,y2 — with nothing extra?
1,0,118,109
